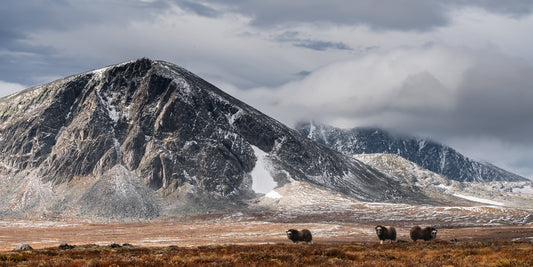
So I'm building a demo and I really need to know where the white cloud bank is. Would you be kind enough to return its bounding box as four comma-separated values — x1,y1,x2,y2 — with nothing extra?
0,81,26,98
237,45,533,179
240,45,533,136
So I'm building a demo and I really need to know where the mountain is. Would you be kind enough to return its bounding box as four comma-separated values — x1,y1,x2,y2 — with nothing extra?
0,58,426,221
353,153,452,189
295,122,527,183
354,153,533,208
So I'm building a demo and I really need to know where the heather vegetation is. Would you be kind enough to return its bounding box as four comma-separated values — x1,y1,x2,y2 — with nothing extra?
1,240,531,266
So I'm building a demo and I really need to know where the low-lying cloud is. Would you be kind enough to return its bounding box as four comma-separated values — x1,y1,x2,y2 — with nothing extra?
235,45,533,177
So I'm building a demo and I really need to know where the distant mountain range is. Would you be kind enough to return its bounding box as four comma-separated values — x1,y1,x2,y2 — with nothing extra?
0,58,428,221
296,122,527,183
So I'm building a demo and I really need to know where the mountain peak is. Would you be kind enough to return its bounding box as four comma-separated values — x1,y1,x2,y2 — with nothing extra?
0,59,427,220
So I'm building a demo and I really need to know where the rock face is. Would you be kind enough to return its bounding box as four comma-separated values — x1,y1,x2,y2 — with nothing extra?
296,122,527,183
0,58,425,220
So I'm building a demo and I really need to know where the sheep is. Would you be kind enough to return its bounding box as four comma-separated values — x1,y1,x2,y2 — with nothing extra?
375,225,397,244
286,229,312,243
410,226,437,242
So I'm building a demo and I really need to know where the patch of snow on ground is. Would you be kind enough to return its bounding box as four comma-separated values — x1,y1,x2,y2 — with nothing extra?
250,146,277,194
437,184,451,190
0,220,79,228
512,186,533,194
453,194,504,206
265,190,282,199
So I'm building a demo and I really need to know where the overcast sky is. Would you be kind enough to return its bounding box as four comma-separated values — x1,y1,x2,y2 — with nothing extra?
1,0,532,179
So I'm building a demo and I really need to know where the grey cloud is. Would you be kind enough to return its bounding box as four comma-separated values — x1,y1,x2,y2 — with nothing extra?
389,72,450,112
376,78,533,146
275,31,300,42
294,40,352,51
380,61,533,146
1,1,168,33
241,46,533,151
0,29,24,47
297,71,311,77
0,0,171,86
275,31,351,51
452,59,533,142
214,0,448,31
455,0,533,18
196,0,533,31
177,1,221,17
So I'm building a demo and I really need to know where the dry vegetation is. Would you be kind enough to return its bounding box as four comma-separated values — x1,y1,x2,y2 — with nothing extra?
1,213,532,266
1,240,532,266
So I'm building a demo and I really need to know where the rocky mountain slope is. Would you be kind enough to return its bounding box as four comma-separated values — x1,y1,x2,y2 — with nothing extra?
354,153,533,208
296,122,527,183
250,154,532,226
0,58,427,221
252,179,533,226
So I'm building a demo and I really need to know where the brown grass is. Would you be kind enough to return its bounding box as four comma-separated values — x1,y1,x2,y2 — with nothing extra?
1,240,532,267
1,218,532,266
2,218,532,251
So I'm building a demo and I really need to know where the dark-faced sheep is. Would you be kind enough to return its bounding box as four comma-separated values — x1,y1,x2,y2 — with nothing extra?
286,229,312,243
375,225,397,244
410,226,437,242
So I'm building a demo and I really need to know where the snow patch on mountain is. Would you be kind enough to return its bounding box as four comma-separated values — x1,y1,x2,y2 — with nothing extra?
265,190,282,199
452,194,504,206
250,146,278,195
512,186,533,194
253,181,359,208
89,59,139,78
227,109,243,125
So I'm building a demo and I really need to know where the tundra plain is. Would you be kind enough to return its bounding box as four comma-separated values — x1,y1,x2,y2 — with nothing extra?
0,216,532,266
1,208,533,249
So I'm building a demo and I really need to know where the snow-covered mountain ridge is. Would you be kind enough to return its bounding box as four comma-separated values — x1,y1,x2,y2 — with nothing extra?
296,121,527,182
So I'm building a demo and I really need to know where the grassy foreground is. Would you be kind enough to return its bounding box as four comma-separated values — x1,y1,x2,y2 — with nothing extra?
1,240,532,267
